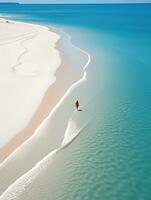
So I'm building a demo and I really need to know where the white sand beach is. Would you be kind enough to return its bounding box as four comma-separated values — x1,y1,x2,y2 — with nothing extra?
0,17,88,164
0,17,90,197
0,18,61,158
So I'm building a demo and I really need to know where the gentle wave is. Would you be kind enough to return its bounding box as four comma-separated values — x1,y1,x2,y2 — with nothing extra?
0,117,89,200
0,25,91,199
0,24,90,167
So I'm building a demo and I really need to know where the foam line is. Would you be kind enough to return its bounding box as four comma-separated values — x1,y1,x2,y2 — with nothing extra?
0,116,89,200
0,22,91,199
0,23,90,167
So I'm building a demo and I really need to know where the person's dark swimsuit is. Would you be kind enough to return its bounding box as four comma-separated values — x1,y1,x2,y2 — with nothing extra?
76,100,79,111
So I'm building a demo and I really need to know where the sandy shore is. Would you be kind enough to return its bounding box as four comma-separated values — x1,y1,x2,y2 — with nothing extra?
0,47,81,162
0,17,62,161
0,18,84,162
0,17,90,196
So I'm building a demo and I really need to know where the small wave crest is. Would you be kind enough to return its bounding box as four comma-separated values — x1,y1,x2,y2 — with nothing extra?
0,112,90,200
0,21,91,199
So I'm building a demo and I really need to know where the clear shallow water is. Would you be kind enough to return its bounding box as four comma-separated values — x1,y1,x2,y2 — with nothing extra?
0,4,151,200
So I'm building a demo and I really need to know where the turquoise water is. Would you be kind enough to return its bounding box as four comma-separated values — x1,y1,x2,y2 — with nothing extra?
1,4,151,200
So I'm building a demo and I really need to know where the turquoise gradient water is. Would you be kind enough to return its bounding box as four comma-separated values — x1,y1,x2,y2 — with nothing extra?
0,4,151,200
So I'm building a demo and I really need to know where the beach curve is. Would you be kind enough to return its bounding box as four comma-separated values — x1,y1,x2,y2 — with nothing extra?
0,41,91,200
0,17,91,197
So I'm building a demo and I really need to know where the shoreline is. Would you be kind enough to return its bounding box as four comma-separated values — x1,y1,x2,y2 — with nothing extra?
0,17,62,161
0,26,91,199
0,18,88,163
0,38,82,162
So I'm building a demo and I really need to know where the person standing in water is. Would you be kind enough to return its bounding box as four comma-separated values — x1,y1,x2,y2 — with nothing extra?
75,100,81,111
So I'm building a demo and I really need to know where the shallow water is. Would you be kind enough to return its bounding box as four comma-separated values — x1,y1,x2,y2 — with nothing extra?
0,4,151,200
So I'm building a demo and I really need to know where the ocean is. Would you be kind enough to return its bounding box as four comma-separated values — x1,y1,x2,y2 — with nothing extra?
0,3,151,200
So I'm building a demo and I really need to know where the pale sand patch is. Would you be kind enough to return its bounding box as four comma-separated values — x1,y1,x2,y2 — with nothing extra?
0,18,85,162
0,20,90,195
0,53,81,162
0,18,62,158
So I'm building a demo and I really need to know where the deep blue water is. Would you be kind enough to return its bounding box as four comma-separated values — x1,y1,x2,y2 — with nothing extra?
0,4,151,200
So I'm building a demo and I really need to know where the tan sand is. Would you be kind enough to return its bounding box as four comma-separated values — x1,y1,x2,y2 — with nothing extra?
0,17,72,161
0,52,81,162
